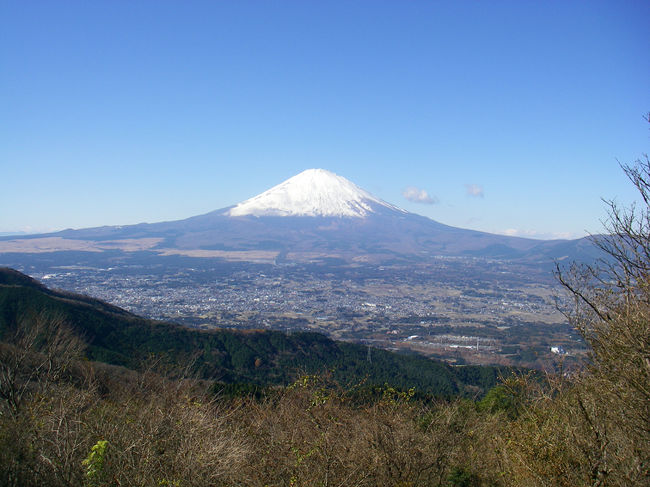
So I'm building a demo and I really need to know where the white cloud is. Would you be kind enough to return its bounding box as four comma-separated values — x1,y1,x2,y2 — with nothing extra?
465,184,484,198
402,186,439,205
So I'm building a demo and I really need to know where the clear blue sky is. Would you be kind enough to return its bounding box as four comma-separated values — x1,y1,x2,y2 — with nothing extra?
1,1,648,239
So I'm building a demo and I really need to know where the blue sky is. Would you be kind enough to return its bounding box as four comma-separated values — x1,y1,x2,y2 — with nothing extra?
1,1,648,239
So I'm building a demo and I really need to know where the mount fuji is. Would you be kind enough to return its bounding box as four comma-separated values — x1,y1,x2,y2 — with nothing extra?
0,169,598,265
227,169,405,218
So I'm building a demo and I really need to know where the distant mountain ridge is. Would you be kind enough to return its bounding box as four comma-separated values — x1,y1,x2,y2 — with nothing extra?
0,169,601,264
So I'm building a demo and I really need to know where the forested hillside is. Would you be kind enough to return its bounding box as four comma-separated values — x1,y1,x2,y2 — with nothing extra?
0,267,504,397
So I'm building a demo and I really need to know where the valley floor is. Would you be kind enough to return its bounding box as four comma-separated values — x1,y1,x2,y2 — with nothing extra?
17,256,583,369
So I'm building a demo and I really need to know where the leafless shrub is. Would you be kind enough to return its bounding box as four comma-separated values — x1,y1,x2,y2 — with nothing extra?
549,118,650,485
0,311,86,415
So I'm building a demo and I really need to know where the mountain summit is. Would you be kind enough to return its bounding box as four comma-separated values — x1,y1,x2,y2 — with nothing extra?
227,169,404,218
0,168,598,265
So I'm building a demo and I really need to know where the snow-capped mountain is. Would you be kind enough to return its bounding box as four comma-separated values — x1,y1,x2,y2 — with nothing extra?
0,168,600,266
227,169,404,218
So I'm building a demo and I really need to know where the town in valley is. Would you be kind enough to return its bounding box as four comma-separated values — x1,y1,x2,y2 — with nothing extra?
8,252,582,369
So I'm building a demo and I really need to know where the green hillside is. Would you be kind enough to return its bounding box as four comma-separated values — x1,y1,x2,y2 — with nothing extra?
0,267,506,397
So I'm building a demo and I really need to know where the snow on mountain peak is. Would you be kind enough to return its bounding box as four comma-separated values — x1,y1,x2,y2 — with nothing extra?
227,169,403,218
